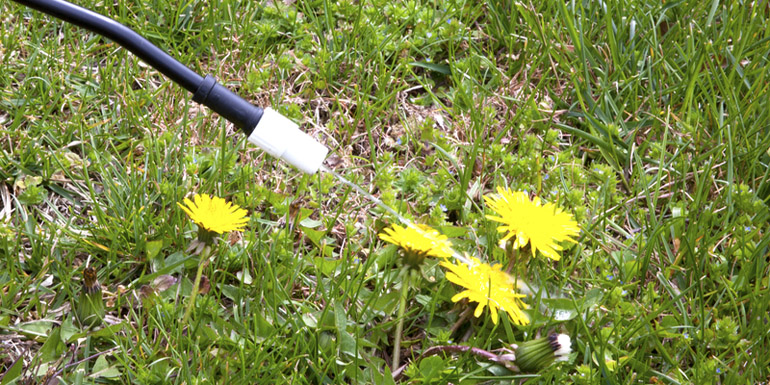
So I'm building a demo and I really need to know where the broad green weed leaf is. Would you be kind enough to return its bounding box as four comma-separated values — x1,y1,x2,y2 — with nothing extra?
92,355,121,378
0,357,23,385
418,355,446,381
146,239,163,260
38,326,65,362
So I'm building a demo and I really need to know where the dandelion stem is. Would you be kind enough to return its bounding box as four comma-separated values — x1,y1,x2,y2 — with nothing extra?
392,266,411,371
182,246,210,325
392,344,512,380
449,307,474,335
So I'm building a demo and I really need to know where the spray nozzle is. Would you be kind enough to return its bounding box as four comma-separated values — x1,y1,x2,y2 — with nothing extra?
247,108,329,174
192,75,328,174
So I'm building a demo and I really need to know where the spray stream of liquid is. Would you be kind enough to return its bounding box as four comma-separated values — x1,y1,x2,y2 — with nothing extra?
320,165,472,266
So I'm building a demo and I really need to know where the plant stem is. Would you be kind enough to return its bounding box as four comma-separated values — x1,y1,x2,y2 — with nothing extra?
182,246,211,325
392,344,507,380
392,266,411,371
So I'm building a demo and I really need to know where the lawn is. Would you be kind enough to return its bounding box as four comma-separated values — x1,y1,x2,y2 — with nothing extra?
1,0,769,384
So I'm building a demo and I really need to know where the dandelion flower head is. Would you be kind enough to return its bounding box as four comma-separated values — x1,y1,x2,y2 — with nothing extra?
440,256,529,325
379,224,453,260
484,187,579,261
177,193,249,234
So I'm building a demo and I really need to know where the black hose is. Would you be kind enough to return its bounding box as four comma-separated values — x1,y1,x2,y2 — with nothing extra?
11,0,263,135
14,0,202,92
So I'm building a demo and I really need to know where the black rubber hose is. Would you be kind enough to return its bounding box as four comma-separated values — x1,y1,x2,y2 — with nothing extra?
11,0,263,135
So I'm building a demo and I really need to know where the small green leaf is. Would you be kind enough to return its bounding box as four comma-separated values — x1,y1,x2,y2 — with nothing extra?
410,61,451,75
60,317,79,342
90,322,125,338
338,331,359,358
583,288,604,309
544,288,604,321
303,227,336,257
92,355,121,378
38,326,65,362
437,226,467,238
163,250,192,272
236,269,253,284
381,366,397,385
299,217,323,228
370,290,400,316
485,364,514,376
313,257,341,276
334,301,360,358
146,239,163,260
19,320,55,337
302,227,325,245
254,312,275,340
334,301,347,333
220,284,241,301
542,298,578,321
302,312,318,328
418,355,446,381
0,357,23,385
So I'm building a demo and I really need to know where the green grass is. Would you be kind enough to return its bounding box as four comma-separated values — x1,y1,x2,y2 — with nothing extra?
1,0,769,383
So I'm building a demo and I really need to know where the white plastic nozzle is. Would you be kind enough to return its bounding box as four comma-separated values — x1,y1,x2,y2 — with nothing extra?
247,107,329,174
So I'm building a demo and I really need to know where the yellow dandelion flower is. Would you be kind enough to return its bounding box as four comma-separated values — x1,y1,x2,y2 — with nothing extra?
440,256,529,325
484,187,579,261
177,193,249,234
379,224,453,266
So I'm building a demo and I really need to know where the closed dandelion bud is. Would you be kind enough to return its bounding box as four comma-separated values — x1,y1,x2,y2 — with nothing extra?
76,267,105,328
515,333,572,372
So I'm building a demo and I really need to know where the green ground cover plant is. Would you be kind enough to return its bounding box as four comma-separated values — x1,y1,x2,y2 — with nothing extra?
1,0,769,383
